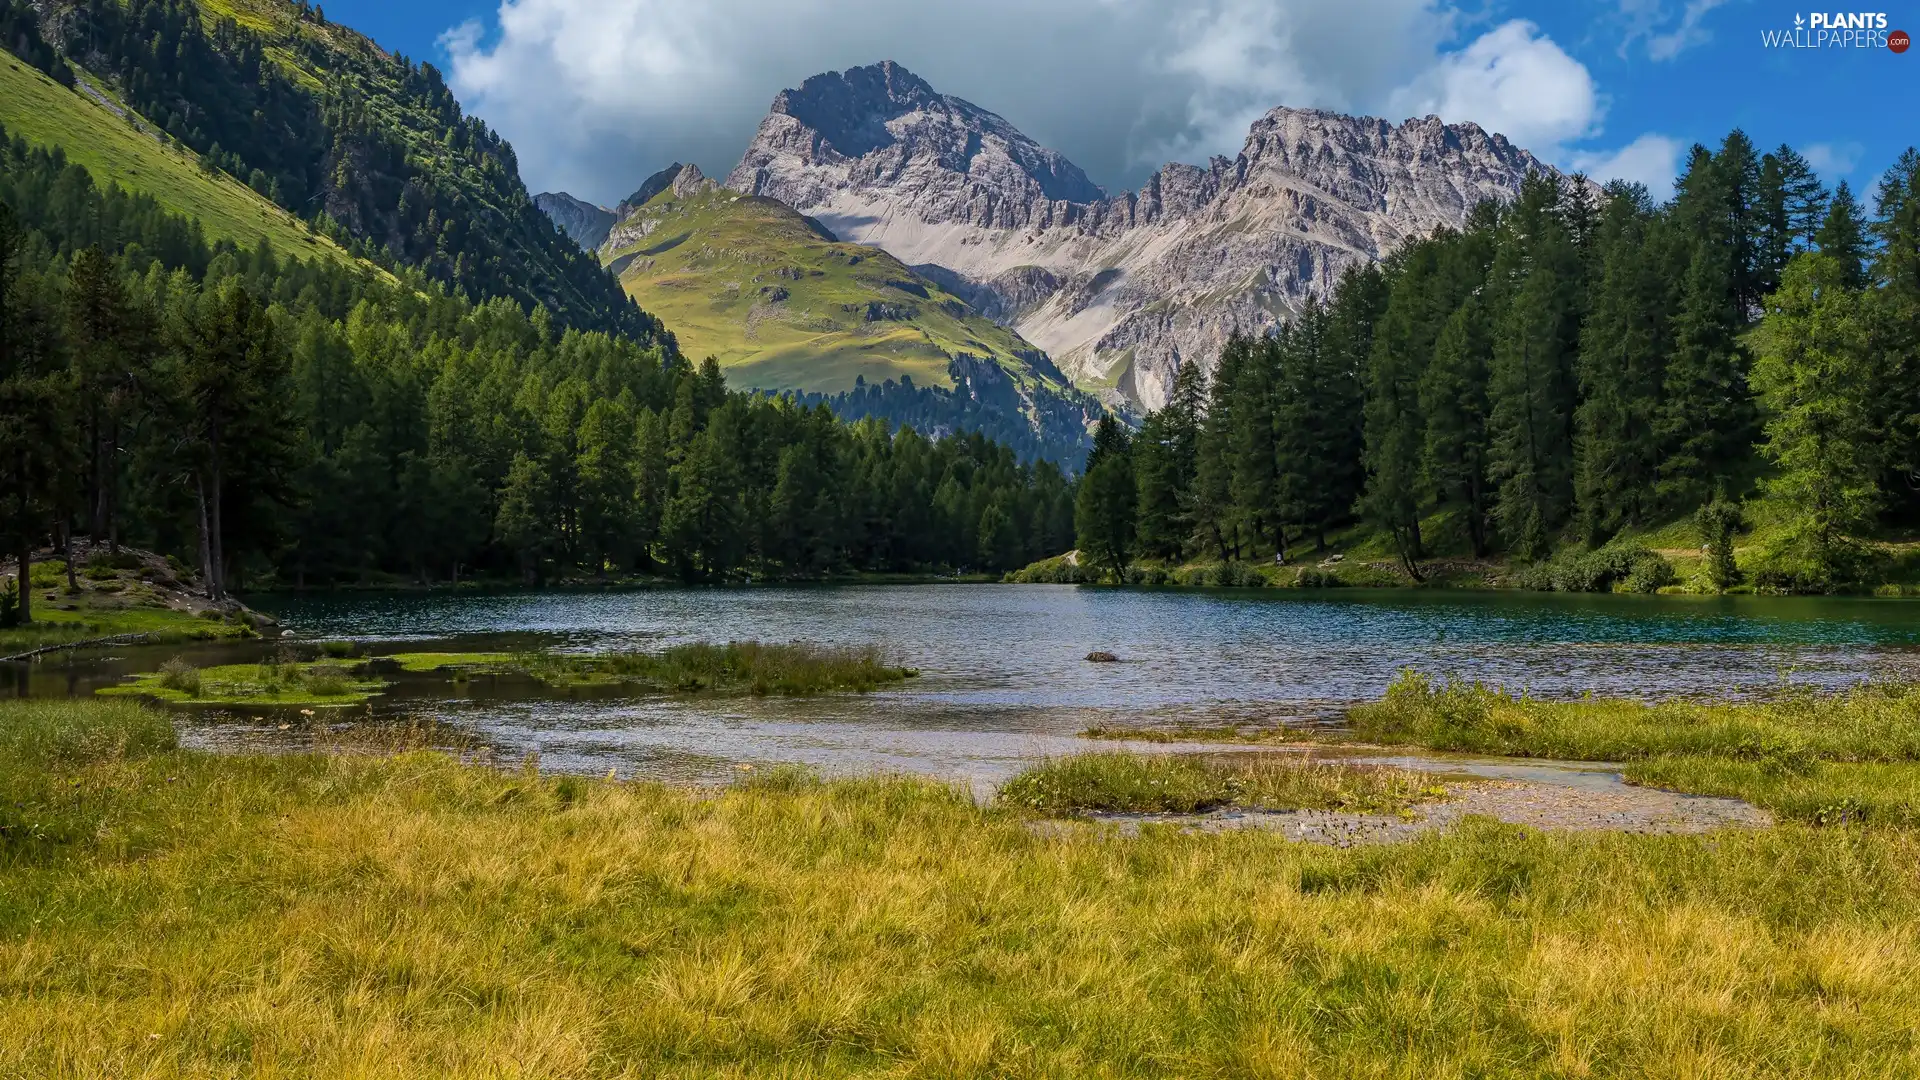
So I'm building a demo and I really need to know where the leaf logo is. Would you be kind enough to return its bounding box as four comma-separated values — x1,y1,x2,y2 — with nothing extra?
1794,12,1806,27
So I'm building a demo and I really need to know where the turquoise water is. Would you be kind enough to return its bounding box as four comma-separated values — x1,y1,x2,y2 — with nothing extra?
23,585,1920,783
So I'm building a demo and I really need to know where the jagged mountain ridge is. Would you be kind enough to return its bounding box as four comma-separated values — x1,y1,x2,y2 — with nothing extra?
726,61,1561,410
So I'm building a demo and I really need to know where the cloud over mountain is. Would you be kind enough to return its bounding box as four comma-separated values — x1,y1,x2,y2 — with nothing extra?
444,0,1643,204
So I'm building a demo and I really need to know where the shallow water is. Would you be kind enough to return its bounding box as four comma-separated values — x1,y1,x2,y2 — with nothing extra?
9,585,1920,784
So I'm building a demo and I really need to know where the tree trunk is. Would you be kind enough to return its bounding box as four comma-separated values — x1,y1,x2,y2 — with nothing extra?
195,473,215,599
208,446,225,600
61,522,77,592
15,535,30,626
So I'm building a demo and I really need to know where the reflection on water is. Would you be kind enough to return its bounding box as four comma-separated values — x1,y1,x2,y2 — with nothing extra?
8,585,1919,784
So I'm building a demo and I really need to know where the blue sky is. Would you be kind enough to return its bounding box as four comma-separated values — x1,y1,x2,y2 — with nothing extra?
315,0,1915,206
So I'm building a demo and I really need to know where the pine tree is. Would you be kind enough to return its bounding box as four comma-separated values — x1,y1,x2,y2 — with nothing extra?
1655,240,1754,513
575,398,636,575
1421,295,1493,554
0,202,63,624
495,450,554,584
1191,338,1249,561
1487,175,1583,560
1751,253,1881,583
1361,242,1447,573
1755,146,1827,298
1817,181,1872,289
1229,337,1282,557
1075,415,1136,580
1574,184,1672,540
1869,148,1920,524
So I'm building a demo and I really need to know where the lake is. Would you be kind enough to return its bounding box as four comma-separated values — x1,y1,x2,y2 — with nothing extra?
12,585,1920,785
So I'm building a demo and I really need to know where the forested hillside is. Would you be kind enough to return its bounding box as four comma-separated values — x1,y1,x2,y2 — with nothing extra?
1069,134,1920,594
0,123,1075,622
0,0,655,340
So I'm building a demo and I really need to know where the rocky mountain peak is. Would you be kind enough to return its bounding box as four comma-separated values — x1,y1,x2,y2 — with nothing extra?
723,66,1566,411
534,191,615,252
728,61,1105,218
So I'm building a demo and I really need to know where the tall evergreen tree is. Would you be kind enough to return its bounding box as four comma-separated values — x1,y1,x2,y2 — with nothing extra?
1075,415,1136,580
1574,184,1672,540
1487,175,1583,559
1817,181,1872,289
1361,243,1446,573
1751,253,1881,580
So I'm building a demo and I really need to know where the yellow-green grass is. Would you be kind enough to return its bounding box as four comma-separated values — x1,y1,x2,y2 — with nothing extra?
605,189,1057,394
0,56,358,268
383,651,516,673
520,641,918,695
6,698,1920,1076
98,657,385,706
0,603,252,654
1349,672,1920,824
998,752,1444,815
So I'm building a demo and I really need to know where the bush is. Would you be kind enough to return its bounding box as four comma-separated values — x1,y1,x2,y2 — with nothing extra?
0,578,19,629
1750,533,1886,594
87,550,145,572
157,658,202,696
301,670,351,697
1292,568,1345,589
1514,542,1674,593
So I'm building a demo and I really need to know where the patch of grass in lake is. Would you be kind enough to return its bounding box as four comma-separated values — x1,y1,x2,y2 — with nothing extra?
99,656,386,706
1350,671,1920,823
16,697,1920,1076
383,651,516,674
999,752,1443,816
523,641,918,695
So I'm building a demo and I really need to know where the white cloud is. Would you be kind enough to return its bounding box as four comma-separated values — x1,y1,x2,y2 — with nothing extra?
1569,133,1686,199
1803,141,1864,179
1613,0,1729,61
1387,20,1602,154
441,1,1604,205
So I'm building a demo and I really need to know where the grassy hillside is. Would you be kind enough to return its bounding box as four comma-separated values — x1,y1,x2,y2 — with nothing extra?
0,54,355,267
4,0,662,341
604,187,1067,394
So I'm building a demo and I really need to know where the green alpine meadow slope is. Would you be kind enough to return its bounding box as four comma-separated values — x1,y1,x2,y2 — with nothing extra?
602,179,1072,397
0,52,360,270
0,0,659,339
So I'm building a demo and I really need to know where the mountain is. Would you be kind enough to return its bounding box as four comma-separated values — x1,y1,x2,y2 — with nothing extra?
2,0,659,341
0,48,362,270
534,191,615,250
728,61,1559,410
545,162,1095,463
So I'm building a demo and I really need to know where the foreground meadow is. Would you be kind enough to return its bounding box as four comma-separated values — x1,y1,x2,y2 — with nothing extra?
2,698,1918,1078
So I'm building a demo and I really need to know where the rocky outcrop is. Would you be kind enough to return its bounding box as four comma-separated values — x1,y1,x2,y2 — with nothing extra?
534,191,615,251
726,62,1561,411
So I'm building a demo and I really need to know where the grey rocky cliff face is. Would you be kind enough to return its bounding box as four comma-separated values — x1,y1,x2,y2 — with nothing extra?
534,192,616,252
725,62,1562,411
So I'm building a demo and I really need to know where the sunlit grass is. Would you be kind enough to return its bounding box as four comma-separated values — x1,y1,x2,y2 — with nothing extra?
522,641,918,695
5,698,1920,1076
98,657,385,706
1350,671,1920,824
1000,751,1443,815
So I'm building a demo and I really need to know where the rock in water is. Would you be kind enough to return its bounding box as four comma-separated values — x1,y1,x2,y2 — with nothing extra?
727,61,1563,411
1085,651,1119,663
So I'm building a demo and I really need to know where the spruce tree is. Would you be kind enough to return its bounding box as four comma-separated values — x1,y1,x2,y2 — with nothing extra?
1361,243,1446,573
1751,253,1881,582
1816,181,1872,289
1421,295,1493,554
1755,146,1828,298
1191,338,1249,561
1075,415,1136,579
1870,148,1920,524
1487,175,1583,560
1574,184,1671,540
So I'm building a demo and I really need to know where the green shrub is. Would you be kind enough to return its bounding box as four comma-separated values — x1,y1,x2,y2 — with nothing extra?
28,561,65,589
1514,542,1674,593
319,640,357,658
301,670,351,697
157,658,202,696
1749,533,1886,594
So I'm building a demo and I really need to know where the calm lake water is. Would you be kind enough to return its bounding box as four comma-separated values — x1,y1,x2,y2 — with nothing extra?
12,585,1920,785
